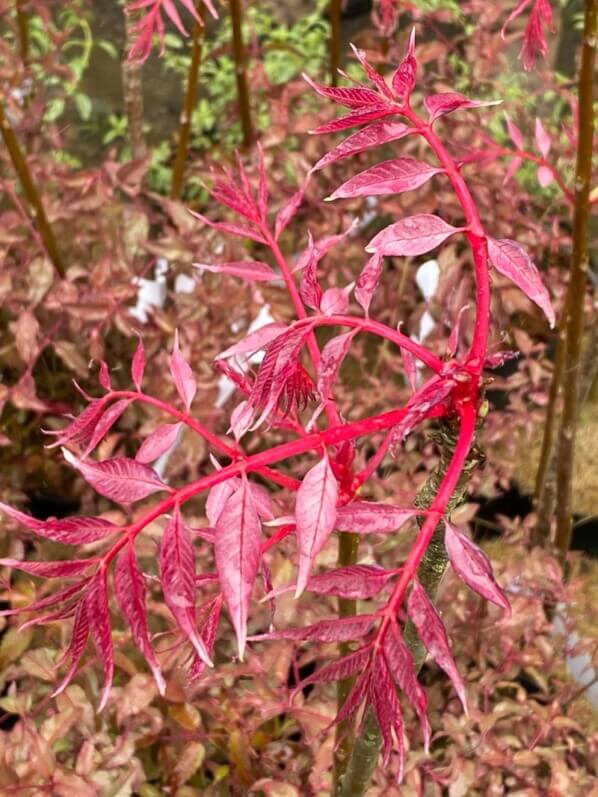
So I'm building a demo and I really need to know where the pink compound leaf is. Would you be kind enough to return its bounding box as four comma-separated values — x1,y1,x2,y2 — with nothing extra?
169,331,197,410
85,570,114,711
444,522,511,614
366,214,462,257
487,237,555,327
391,28,416,100
188,209,267,245
160,506,212,666
194,260,278,282
328,157,442,200
214,477,262,659
302,73,385,109
51,601,90,698
294,452,339,597
310,106,397,136
114,542,166,695
136,422,182,464
407,579,468,714
62,450,168,504
131,338,146,391
349,44,394,99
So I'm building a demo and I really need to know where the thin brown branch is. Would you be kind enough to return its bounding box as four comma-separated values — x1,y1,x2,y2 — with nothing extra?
0,99,65,278
330,0,342,86
171,3,205,199
229,0,253,149
554,0,597,562
122,9,147,160
16,0,29,65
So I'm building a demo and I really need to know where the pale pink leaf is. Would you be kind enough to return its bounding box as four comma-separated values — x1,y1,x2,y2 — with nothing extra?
407,579,467,713
85,572,113,711
0,558,97,578
320,284,354,317
503,155,523,185
335,501,419,534
424,92,501,122
131,339,146,391
444,522,510,614
505,116,524,149
214,477,262,658
136,422,181,464
249,482,274,521
160,506,212,666
534,117,551,158
263,564,394,601
328,157,441,200
169,331,197,410
229,400,253,442
311,120,413,172
250,614,376,643
294,453,339,597
537,165,554,187
366,215,461,257
115,543,166,694
355,252,383,316
188,210,267,245
62,450,167,504
0,502,118,544
205,476,241,527
392,28,416,99
215,323,287,361
487,237,555,327
194,260,278,282
98,361,112,391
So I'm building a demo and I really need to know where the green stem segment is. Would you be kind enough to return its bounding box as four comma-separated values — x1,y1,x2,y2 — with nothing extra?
171,4,205,199
337,423,484,797
333,531,360,788
0,100,65,278
554,0,596,562
229,0,254,149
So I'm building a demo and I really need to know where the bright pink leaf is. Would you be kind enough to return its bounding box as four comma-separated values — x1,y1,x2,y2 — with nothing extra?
355,252,384,316
51,601,90,698
445,522,510,614
188,210,267,245
487,237,555,327
371,654,404,768
407,579,468,713
115,542,166,694
316,330,356,405
294,453,339,597
383,621,431,751
62,450,167,504
85,571,113,711
131,338,146,391
229,400,253,442
389,376,455,450
299,234,323,311
296,645,372,690
45,399,107,449
98,361,112,392
505,116,524,149
392,28,416,99
169,331,197,410
349,44,394,99
303,73,383,109
328,157,441,200
311,120,413,172
537,165,554,187
320,284,353,316
189,594,223,681
136,422,181,464
82,398,133,457
0,558,97,578
206,476,241,527
195,260,278,282
216,323,287,361
0,502,118,544
160,506,212,666
275,179,309,240
424,92,501,122
214,477,262,658
310,106,396,136
366,215,462,257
